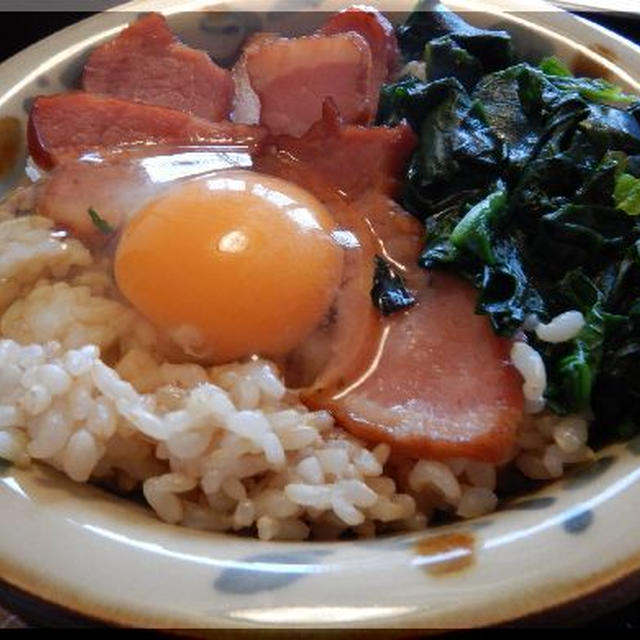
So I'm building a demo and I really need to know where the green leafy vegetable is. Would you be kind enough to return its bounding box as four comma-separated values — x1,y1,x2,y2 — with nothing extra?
424,35,484,90
472,64,555,175
391,3,640,439
549,76,636,106
378,76,437,131
579,104,640,155
380,77,504,219
450,188,506,264
539,56,572,78
396,0,513,72
614,172,640,215
544,272,626,412
475,234,548,335
537,55,635,105
371,255,416,316
420,190,548,336
541,203,633,258
87,207,114,235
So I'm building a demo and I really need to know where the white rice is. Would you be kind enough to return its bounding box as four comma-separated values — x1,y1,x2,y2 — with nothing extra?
515,413,593,480
0,216,91,315
510,310,585,414
535,311,585,344
456,486,498,518
510,341,547,413
0,207,595,540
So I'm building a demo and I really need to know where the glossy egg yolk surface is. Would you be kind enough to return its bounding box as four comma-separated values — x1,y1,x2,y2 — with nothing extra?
114,170,344,363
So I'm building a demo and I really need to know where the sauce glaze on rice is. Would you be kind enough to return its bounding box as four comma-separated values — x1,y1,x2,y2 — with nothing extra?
0,203,593,540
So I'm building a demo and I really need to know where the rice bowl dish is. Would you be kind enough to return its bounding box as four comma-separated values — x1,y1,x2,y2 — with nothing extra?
3,0,640,631
0,0,637,553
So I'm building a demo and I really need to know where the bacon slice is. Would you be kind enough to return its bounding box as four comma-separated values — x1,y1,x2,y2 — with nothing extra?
256,118,524,464
234,32,375,137
256,101,417,198
35,160,143,248
320,5,400,97
83,13,233,121
27,92,266,169
304,194,524,464
34,144,253,247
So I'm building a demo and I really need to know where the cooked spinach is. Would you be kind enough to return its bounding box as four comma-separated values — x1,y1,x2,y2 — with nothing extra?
421,190,548,336
614,171,640,215
424,35,484,91
543,271,627,413
370,255,416,316
389,3,640,438
537,55,635,106
539,56,572,78
396,0,513,76
549,76,636,107
449,188,507,264
379,77,504,218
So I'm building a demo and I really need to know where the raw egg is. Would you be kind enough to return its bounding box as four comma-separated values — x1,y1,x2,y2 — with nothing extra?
114,169,344,363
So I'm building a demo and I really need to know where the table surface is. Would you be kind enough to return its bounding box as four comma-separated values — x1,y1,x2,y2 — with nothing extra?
0,6,640,631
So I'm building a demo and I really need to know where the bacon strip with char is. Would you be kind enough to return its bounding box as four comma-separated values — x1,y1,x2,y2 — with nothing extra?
320,5,400,99
233,31,376,137
83,13,233,121
27,92,266,169
34,143,253,247
259,101,417,198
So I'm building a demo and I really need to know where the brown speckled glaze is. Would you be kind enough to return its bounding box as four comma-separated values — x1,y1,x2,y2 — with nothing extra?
414,532,475,576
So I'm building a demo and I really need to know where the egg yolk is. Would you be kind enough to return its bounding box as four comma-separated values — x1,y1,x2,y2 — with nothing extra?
114,170,344,363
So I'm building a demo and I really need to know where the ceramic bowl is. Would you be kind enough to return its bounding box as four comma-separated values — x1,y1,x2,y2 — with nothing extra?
1,0,640,629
